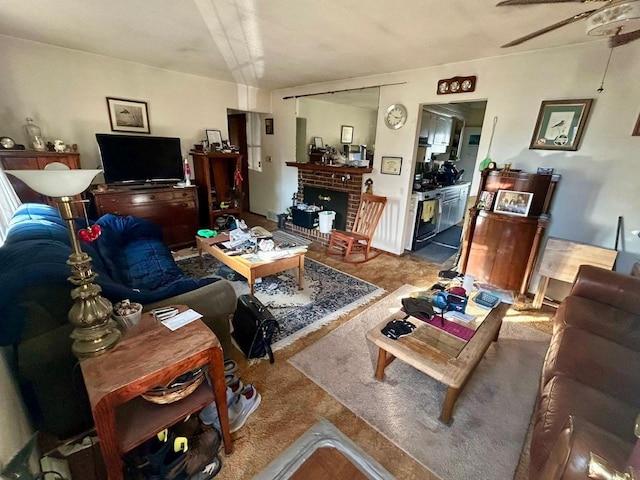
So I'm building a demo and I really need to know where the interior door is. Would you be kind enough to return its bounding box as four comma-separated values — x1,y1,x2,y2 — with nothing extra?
227,113,250,211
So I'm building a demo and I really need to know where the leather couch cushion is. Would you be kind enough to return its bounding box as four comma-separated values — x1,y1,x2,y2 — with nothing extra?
542,325,640,407
555,295,640,351
531,375,639,474
535,416,634,480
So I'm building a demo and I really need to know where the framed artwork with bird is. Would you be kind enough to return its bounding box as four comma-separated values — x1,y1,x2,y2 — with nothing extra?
529,99,593,151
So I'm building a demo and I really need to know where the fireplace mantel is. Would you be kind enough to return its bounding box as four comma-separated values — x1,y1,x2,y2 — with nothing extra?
285,162,372,174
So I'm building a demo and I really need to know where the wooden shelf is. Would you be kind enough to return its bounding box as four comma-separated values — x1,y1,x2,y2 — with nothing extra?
191,152,244,229
286,162,373,174
116,382,215,453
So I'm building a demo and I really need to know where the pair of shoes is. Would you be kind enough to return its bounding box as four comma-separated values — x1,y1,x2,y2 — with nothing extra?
224,359,237,375
198,384,261,433
228,384,262,433
141,422,222,479
225,373,243,392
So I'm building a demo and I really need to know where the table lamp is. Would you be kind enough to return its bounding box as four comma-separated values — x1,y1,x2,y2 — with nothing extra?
6,162,120,357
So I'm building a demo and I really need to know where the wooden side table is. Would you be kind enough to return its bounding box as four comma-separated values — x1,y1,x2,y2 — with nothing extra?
80,306,233,480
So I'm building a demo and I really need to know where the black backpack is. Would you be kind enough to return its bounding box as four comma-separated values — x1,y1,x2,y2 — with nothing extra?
231,294,279,363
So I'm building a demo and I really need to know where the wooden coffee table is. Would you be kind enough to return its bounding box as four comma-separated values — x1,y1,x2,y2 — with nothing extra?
365,301,509,425
196,234,305,295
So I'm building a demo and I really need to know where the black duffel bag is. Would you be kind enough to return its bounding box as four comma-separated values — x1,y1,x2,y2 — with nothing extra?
232,294,279,363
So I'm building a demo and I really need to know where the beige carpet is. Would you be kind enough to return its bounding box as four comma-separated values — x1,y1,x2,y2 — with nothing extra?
289,285,551,480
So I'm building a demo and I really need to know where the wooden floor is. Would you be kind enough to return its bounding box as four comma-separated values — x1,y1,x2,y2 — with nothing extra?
289,447,369,480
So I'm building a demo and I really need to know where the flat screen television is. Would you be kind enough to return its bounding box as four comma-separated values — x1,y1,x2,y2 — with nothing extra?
95,134,183,185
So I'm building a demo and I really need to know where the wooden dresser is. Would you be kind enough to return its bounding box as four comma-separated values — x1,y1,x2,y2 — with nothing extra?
459,170,560,295
0,150,80,204
91,186,198,248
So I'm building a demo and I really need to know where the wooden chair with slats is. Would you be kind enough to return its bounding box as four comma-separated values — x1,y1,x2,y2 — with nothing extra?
327,193,387,263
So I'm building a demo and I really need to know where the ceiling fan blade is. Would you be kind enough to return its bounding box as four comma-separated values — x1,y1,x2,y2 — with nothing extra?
609,28,640,47
501,9,598,47
497,0,591,5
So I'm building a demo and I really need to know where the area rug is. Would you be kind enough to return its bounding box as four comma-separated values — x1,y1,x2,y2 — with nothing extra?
177,255,385,351
289,285,550,480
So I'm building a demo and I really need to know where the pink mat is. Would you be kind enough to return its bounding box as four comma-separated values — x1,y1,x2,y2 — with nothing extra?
402,310,475,341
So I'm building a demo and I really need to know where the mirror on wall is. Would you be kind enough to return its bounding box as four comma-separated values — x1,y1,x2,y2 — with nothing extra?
295,87,380,164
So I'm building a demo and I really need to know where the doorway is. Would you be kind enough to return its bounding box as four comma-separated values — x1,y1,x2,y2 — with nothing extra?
227,113,250,211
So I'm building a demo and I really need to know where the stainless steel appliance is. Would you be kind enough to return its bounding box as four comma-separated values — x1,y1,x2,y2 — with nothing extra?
410,189,442,250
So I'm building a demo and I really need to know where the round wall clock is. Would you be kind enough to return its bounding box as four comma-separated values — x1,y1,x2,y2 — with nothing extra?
384,104,408,130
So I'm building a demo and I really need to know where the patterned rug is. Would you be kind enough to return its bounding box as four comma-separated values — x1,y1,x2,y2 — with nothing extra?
177,254,385,351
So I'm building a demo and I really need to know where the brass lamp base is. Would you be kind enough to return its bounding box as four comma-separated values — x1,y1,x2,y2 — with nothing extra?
71,319,121,358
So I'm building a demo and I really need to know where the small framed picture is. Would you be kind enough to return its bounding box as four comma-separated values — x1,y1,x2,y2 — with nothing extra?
265,118,274,135
206,129,223,150
313,137,324,149
537,167,554,175
340,125,354,144
381,156,402,175
106,97,150,134
493,190,533,217
476,191,495,211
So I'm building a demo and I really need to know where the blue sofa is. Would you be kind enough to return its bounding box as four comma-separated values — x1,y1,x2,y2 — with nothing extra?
0,203,236,439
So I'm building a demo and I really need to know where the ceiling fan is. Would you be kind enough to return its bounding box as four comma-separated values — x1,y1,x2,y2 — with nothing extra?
498,0,640,48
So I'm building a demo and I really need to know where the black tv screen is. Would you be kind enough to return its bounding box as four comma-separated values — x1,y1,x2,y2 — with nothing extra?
95,134,183,184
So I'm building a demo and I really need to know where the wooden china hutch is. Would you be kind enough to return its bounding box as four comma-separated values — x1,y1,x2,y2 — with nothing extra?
459,169,560,295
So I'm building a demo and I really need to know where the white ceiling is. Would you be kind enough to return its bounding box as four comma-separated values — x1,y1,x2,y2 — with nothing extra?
0,0,608,90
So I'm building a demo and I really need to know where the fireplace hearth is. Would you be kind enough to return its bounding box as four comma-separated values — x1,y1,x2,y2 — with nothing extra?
285,163,371,244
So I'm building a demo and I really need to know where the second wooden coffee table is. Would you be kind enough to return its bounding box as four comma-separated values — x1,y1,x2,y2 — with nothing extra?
196,234,305,295
366,300,509,425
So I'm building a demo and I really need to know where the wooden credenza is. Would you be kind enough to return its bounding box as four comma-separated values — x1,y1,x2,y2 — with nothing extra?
459,170,560,294
91,186,198,248
0,150,80,204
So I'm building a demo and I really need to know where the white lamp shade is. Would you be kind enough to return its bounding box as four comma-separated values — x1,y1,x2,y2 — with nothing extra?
5,165,102,197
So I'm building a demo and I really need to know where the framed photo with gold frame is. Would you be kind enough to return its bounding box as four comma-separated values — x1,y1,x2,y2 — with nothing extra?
381,156,402,175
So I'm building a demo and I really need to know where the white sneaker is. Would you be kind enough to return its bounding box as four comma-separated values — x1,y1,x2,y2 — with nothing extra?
229,384,261,433
198,382,242,426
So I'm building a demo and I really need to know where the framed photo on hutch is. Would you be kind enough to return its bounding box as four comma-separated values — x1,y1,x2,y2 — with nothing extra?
313,137,324,149
493,190,533,217
206,129,223,150
106,97,150,134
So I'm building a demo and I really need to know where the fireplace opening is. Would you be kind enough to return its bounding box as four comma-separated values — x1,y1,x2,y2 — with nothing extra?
302,186,348,230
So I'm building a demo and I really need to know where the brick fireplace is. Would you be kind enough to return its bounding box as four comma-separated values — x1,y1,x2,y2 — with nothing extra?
285,162,373,244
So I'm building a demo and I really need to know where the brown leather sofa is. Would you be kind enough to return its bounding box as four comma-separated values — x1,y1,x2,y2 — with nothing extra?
530,265,640,479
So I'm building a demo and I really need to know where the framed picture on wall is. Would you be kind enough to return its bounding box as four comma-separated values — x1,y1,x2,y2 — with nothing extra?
265,118,274,135
381,156,402,175
529,99,593,151
106,97,150,134
340,125,354,144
